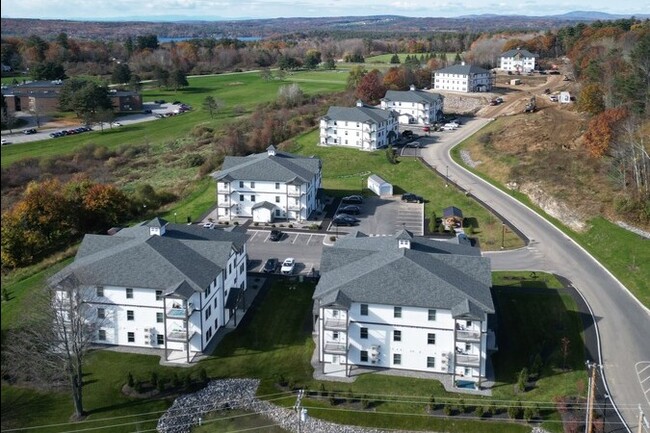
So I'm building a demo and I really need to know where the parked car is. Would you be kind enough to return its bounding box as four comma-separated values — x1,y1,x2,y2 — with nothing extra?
495,97,504,104
154,99,166,104
339,205,361,215
422,126,431,132
402,130,414,138
111,122,123,127
1,138,10,145
263,258,279,273
406,141,422,148
269,229,283,241
202,222,214,229
489,99,498,106
402,193,424,203
341,195,363,204
23,128,37,134
332,215,360,226
549,95,559,102
281,258,296,275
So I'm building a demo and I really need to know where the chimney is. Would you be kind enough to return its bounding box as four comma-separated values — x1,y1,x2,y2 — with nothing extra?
267,145,276,156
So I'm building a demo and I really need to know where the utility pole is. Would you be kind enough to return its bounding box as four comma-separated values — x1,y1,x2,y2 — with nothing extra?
585,361,598,433
294,388,307,433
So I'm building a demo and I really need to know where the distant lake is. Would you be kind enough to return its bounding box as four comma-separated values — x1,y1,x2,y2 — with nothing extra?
158,36,262,43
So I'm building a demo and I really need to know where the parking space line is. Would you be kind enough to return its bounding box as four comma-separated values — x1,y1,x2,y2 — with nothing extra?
639,364,650,374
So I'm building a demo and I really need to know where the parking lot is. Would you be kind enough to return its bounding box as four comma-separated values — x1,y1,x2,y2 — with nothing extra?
245,230,327,275
327,195,424,236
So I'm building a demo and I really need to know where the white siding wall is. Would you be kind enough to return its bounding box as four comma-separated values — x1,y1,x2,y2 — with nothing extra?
433,72,492,93
320,117,398,151
380,99,443,125
500,56,536,72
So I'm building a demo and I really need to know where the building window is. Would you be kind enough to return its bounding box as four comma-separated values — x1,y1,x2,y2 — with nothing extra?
360,304,368,316
239,181,244,188
465,343,472,352
251,195,255,202
206,327,212,341
250,181,255,188
332,309,339,317
127,332,135,343
428,333,436,345
427,356,436,368
393,353,401,365
205,306,212,320
240,194,244,201
157,334,164,345
360,350,368,362
394,306,402,318
96,286,104,297
126,288,133,299
205,286,211,297
127,310,134,321
275,182,280,189
214,318,219,329
466,320,472,328
360,327,368,339
98,329,106,341
156,290,163,301
97,308,105,319
332,331,339,340
157,312,163,323
428,309,436,321
275,196,280,203
240,262,245,273
393,330,401,342
464,367,471,376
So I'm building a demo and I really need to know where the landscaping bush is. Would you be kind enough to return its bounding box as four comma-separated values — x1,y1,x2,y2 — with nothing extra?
182,153,206,168
198,368,208,384
150,371,159,388
361,395,370,409
330,236,337,242
474,405,484,417
443,404,453,416
127,372,134,388
156,377,166,393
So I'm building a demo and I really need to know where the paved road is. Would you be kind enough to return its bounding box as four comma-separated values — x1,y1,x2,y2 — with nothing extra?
421,117,650,431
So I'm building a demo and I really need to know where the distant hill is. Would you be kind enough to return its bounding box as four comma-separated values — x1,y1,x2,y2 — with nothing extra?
1,11,647,40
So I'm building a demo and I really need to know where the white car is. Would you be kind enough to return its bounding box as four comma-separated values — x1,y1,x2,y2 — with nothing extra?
281,258,296,275
111,122,123,127
1,138,10,145
444,122,459,129
441,124,457,131
202,222,214,229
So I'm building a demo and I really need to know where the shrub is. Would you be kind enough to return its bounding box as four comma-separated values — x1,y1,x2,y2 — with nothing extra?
288,224,293,228
234,221,239,225
329,394,337,405
157,377,166,393
474,405,484,417
517,367,528,392
127,372,134,388
309,223,320,230
330,236,337,242
508,401,523,419
150,371,159,388
361,395,370,409
443,404,453,416
134,380,144,393
254,222,259,226
524,406,534,422
198,368,208,384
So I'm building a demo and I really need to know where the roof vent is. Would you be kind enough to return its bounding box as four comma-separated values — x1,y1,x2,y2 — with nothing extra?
267,144,277,156
356,99,364,107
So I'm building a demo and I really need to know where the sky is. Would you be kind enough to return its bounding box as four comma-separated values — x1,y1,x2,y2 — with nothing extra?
1,0,647,21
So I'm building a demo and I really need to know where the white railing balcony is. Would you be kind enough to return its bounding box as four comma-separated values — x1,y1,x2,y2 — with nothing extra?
324,318,347,330
288,203,303,211
217,185,230,193
287,190,303,197
166,307,187,319
324,342,347,354
455,354,480,366
456,330,481,341
218,201,235,208
167,329,196,342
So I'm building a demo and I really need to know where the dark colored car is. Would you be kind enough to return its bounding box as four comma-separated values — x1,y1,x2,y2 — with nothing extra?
332,215,360,226
402,130,414,138
269,229,283,241
154,99,166,104
402,193,424,203
23,128,37,134
341,195,363,204
263,258,278,273
339,205,361,215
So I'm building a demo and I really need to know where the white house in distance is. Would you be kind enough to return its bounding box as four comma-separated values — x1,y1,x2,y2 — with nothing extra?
380,85,444,125
432,63,493,93
320,100,399,151
312,229,495,388
499,48,537,73
49,217,249,364
211,145,322,223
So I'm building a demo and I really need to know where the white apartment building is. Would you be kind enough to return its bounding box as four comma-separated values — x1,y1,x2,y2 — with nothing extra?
380,85,444,125
49,217,249,364
313,229,495,388
320,100,399,151
499,48,537,73
211,145,322,223
432,63,493,93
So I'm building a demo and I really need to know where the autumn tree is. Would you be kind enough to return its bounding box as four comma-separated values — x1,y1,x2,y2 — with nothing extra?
578,83,605,116
347,65,368,90
583,107,628,157
277,83,304,108
355,69,386,105
383,67,406,90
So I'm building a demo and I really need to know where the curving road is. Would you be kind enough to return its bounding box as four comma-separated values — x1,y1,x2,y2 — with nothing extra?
420,117,650,431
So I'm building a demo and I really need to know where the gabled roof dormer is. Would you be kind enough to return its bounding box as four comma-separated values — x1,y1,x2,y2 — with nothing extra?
146,217,169,236
395,228,413,249
356,99,364,107
267,145,277,156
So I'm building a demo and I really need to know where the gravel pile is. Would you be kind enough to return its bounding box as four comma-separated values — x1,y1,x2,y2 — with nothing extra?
157,379,434,433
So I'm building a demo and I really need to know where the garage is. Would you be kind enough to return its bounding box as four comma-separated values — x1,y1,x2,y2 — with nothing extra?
367,174,393,198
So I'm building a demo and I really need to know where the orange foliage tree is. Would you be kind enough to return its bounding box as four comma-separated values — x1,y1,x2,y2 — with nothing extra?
583,107,628,157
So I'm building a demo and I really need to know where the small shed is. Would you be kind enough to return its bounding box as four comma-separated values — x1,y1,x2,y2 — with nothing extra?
367,174,393,197
443,206,464,229
510,78,521,85
251,201,276,223
559,91,571,103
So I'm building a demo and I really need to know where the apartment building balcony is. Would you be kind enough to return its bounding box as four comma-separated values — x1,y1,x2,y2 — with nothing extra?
323,342,347,355
287,190,304,197
455,354,480,366
166,304,197,320
217,185,230,193
456,330,481,342
288,203,304,211
323,318,347,330
218,201,237,208
167,328,197,342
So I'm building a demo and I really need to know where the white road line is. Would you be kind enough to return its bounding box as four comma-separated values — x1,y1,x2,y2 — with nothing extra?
637,362,650,406
292,234,299,244
642,375,650,384
639,364,650,374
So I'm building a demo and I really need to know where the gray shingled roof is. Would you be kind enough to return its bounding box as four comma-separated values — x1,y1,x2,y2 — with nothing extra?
50,219,248,294
435,64,491,75
383,89,443,104
211,149,321,183
500,48,537,58
323,105,397,124
252,201,276,210
443,206,463,218
314,231,493,314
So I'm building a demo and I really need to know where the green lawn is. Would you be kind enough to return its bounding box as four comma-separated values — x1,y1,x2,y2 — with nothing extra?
365,52,457,64
289,130,523,250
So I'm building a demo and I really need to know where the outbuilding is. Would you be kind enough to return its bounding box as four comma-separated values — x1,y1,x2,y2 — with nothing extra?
367,174,393,197
560,91,571,104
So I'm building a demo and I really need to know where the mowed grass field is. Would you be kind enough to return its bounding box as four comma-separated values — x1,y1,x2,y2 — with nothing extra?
365,52,457,64
1,274,584,433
